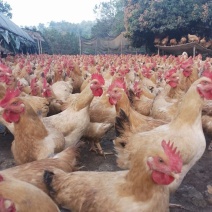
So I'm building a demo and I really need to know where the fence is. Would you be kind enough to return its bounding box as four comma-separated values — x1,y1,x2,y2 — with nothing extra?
79,32,146,55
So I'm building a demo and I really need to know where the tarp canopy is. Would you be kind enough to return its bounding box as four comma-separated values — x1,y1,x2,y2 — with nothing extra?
0,13,36,54
156,43,212,57
0,13,34,42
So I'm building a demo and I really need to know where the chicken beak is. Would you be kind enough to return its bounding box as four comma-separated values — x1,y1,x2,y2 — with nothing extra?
170,172,180,180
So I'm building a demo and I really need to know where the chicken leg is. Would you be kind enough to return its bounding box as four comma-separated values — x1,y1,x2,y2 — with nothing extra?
89,140,113,158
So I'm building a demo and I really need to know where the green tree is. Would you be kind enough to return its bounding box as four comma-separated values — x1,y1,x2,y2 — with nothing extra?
124,0,212,48
40,27,79,55
37,21,96,54
0,0,12,18
92,0,125,37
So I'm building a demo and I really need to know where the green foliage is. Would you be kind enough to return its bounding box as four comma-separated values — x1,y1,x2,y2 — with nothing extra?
37,21,96,55
124,0,212,47
0,0,12,18
92,0,125,37
39,27,79,55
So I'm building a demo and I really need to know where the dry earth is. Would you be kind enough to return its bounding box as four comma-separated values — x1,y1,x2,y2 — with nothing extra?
0,128,212,212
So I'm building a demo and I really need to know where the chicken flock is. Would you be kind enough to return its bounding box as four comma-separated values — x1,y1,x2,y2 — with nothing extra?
154,33,212,49
0,52,212,211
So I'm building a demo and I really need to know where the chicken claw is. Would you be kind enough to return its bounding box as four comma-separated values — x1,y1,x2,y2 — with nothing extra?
169,203,187,210
96,143,114,159
89,141,113,158
89,141,99,154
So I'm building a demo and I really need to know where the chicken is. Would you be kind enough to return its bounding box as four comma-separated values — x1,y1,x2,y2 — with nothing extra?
81,87,116,155
200,37,206,46
69,61,84,93
83,122,113,155
114,74,212,193
203,40,212,49
43,73,105,148
43,140,182,212
21,95,50,117
178,57,199,92
169,38,177,46
188,34,200,43
0,88,65,164
150,68,184,122
51,80,73,102
154,37,160,45
128,81,155,116
178,36,187,45
0,174,60,212
0,143,80,194
0,83,6,99
0,89,50,135
161,36,169,46
40,78,63,116
107,79,166,133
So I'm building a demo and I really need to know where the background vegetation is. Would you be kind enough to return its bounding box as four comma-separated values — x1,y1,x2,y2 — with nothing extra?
0,0,211,55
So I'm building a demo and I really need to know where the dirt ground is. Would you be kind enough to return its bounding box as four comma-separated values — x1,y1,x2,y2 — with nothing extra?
0,127,212,212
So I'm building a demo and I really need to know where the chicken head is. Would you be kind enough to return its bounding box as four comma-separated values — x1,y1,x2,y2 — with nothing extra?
147,140,182,185
90,73,105,96
197,71,212,100
0,89,23,123
164,68,179,88
107,78,127,105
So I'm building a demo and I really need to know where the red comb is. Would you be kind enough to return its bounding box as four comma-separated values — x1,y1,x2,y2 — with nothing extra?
180,57,193,69
108,78,127,92
161,140,182,173
30,78,37,86
133,81,140,92
91,73,105,85
43,78,48,88
202,71,212,80
164,68,177,79
0,63,12,74
0,88,21,108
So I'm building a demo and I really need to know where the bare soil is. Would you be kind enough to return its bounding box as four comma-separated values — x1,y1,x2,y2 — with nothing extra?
0,128,212,212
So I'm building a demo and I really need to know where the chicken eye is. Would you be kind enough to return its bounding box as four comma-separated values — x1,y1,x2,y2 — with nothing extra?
201,81,208,85
12,102,18,106
158,158,164,163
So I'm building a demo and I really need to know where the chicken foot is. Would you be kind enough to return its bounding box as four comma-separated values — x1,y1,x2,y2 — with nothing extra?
96,143,114,158
169,203,188,210
89,141,113,158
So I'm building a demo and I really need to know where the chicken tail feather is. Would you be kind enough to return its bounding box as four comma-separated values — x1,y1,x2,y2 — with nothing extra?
115,109,131,137
43,170,55,195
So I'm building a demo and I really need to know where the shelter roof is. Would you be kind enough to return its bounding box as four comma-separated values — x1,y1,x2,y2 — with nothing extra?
155,42,212,56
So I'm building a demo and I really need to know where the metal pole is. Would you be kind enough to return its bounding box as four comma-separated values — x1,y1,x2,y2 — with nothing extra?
96,38,98,55
37,40,41,54
40,40,42,54
193,46,196,57
121,34,123,55
79,35,81,55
